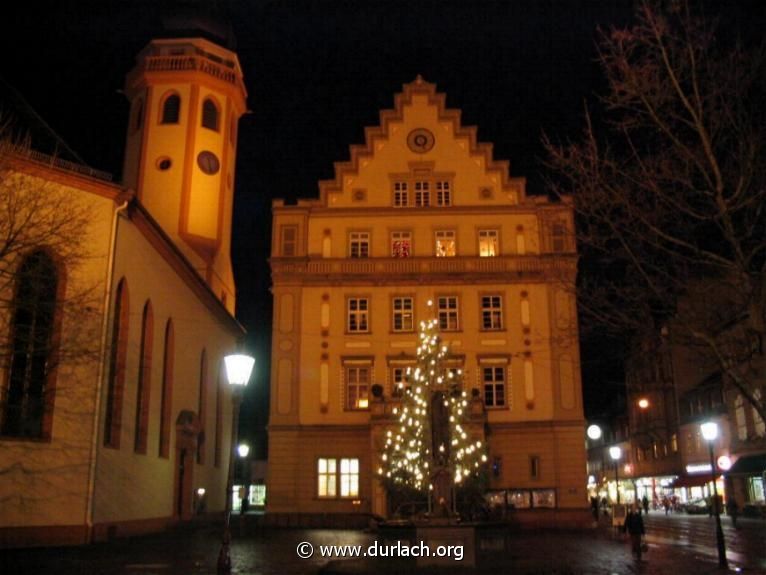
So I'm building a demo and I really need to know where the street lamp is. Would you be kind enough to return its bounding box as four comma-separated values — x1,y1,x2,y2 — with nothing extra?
609,446,622,504
587,424,602,440
637,397,649,410
238,443,250,458
217,353,255,575
700,421,728,569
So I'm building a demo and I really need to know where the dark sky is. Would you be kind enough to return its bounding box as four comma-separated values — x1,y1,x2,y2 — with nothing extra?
2,0,762,455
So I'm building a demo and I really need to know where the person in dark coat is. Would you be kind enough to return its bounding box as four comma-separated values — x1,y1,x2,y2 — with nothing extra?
642,495,649,515
726,497,739,529
623,504,646,560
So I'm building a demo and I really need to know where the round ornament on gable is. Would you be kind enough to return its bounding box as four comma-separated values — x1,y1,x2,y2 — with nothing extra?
407,128,435,153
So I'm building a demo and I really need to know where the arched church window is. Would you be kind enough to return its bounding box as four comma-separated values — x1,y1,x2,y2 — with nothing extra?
160,93,181,124
202,98,219,131
104,278,129,448
2,251,59,439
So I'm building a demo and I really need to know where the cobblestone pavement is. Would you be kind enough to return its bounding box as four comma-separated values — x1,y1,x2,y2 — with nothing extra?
1,520,764,575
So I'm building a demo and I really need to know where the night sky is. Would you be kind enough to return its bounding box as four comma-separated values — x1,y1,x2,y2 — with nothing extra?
2,0,762,456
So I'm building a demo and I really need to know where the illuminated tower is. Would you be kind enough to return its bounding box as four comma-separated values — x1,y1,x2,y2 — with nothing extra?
122,27,246,313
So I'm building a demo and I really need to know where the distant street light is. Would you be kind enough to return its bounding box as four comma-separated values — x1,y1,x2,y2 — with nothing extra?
609,446,622,504
637,397,649,409
238,443,250,458
587,424,602,440
701,421,728,569
217,353,255,575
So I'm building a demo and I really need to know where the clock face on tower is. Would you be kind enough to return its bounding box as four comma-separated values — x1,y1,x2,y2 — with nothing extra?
407,128,435,153
197,151,220,175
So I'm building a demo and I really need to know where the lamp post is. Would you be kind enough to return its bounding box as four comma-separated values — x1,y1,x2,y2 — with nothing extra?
217,353,255,575
701,421,728,569
609,446,622,504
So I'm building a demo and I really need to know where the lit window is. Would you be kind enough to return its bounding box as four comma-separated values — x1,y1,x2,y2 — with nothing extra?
435,230,456,257
483,366,506,407
349,232,370,258
317,458,337,497
391,231,411,258
481,295,503,330
671,433,678,452
280,226,297,257
340,458,360,497
161,93,181,124
347,298,369,333
318,458,359,498
437,296,459,331
479,229,499,257
2,251,59,439
393,182,409,207
345,366,370,410
414,181,430,207
436,181,452,206
202,98,219,131
392,297,414,332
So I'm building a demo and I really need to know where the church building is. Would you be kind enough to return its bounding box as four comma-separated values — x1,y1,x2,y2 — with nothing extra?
266,78,589,527
0,26,247,546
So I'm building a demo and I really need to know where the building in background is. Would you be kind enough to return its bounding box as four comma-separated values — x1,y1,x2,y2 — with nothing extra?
0,23,246,547
266,78,588,527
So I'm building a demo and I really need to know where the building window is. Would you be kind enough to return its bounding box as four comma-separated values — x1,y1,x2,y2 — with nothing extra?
134,300,153,454
1,251,59,439
340,458,360,497
393,181,409,207
735,394,747,440
202,98,219,131
214,367,223,467
481,295,503,330
132,98,144,132
159,319,174,458
345,366,370,410
436,181,452,206
437,296,459,331
478,229,499,257
391,366,409,397
671,433,678,452
435,230,456,257
197,349,208,464
530,455,540,479
551,222,566,252
317,458,337,497
414,181,430,207
483,366,506,407
753,389,765,437
318,458,360,498
349,232,370,258
392,297,414,332
160,93,181,124
280,225,297,257
347,298,369,333
104,278,130,448
391,231,411,258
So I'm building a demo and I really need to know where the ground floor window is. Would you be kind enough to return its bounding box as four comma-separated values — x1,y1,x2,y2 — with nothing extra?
318,457,360,498
748,476,765,502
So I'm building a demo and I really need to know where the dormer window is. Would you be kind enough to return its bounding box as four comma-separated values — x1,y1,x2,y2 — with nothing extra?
391,171,452,208
202,98,219,131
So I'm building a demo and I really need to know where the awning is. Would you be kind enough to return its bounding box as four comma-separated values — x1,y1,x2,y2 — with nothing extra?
728,454,766,476
670,474,720,488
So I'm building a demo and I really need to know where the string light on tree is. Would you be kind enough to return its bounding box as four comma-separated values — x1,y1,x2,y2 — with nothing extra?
378,304,487,500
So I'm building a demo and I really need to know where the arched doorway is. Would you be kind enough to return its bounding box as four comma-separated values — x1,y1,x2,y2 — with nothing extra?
174,410,201,520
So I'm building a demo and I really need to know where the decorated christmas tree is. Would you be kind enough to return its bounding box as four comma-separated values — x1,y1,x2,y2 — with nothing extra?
378,306,486,512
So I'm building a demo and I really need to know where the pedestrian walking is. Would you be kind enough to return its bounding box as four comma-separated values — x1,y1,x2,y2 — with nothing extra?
726,497,739,529
662,496,670,515
623,504,646,561
591,496,600,522
642,495,649,515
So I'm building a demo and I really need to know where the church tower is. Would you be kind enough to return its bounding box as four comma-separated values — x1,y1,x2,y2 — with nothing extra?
122,22,246,314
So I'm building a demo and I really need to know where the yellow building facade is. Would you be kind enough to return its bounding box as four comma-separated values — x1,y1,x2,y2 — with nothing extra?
267,78,589,526
0,33,245,547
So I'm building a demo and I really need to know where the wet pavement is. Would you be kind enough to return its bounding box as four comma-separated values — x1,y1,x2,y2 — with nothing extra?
1,516,764,575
